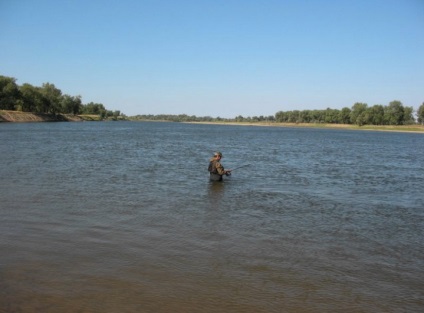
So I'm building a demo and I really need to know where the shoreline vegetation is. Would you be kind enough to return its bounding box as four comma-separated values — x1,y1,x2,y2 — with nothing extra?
0,110,105,122
2,74,423,133
183,121,424,133
2,110,423,133
0,75,125,120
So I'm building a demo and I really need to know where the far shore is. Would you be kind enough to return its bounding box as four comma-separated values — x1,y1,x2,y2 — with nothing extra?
183,121,424,133
0,110,105,123
2,110,423,133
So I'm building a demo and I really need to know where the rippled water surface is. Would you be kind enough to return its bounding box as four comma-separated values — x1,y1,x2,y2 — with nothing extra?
1,121,423,312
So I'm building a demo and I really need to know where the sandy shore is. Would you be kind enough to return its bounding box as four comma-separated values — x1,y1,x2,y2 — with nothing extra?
0,110,100,122
2,111,423,133
184,121,424,133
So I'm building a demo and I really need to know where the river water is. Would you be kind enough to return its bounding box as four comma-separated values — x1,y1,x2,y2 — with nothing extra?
1,121,423,312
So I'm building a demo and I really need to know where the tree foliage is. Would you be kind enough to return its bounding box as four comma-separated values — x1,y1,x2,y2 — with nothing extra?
0,76,20,110
0,74,122,119
417,103,424,125
1,74,420,125
274,101,417,126
131,102,420,125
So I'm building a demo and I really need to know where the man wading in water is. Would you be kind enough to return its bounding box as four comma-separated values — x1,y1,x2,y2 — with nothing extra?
208,151,231,181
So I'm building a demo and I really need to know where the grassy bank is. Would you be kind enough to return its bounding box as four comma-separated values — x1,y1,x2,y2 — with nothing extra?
2,110,423,133
0,110,101,122
185,121,424,133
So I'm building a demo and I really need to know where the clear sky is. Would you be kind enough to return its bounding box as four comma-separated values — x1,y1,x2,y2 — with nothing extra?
1,0,423,118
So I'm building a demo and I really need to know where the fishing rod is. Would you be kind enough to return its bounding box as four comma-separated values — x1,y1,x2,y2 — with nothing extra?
229,164,251,171
225,164,250,176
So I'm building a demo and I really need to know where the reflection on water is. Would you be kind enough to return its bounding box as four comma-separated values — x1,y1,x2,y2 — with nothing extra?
1,122,424,312
208,180,226,199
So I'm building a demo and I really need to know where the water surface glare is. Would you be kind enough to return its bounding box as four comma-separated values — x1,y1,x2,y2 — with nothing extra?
1,122,423,312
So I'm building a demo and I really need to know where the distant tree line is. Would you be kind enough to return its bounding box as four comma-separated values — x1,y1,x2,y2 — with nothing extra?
130,114,276,123
132,101,424,126
275,101,421,126
0,75,124,119
3,74,423,125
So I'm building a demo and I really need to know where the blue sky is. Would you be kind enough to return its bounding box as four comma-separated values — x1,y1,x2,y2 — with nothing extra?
1,0,423,117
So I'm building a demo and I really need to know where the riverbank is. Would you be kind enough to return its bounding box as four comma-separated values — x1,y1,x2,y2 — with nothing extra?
185,121,424,133
2,111,423,133
0,110,102,122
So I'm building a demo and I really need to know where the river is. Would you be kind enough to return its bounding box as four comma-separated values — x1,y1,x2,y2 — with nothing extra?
1,121,423,312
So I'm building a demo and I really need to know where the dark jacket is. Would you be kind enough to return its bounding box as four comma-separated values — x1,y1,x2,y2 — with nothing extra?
208,159,225,181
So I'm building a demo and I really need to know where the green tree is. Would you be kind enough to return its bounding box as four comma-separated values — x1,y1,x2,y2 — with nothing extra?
61,94,82,114
40,83,62,114
339,107,351,124
402,106,415,125
350,102,368,125
275,111,286,122
384,100,404,125
266,115,275,122
309,110,322,123
299,110,311,123
82,102,106,116
367,105,385,125
324,108,340,123
417,103,424,124
19,83,45,112
0,75,21,110
235,115,245,122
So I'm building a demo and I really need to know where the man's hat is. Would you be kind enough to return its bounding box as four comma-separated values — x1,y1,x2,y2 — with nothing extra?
214,151,222,157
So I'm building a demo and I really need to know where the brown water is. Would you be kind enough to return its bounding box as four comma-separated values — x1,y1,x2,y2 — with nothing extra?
1,122,423,312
